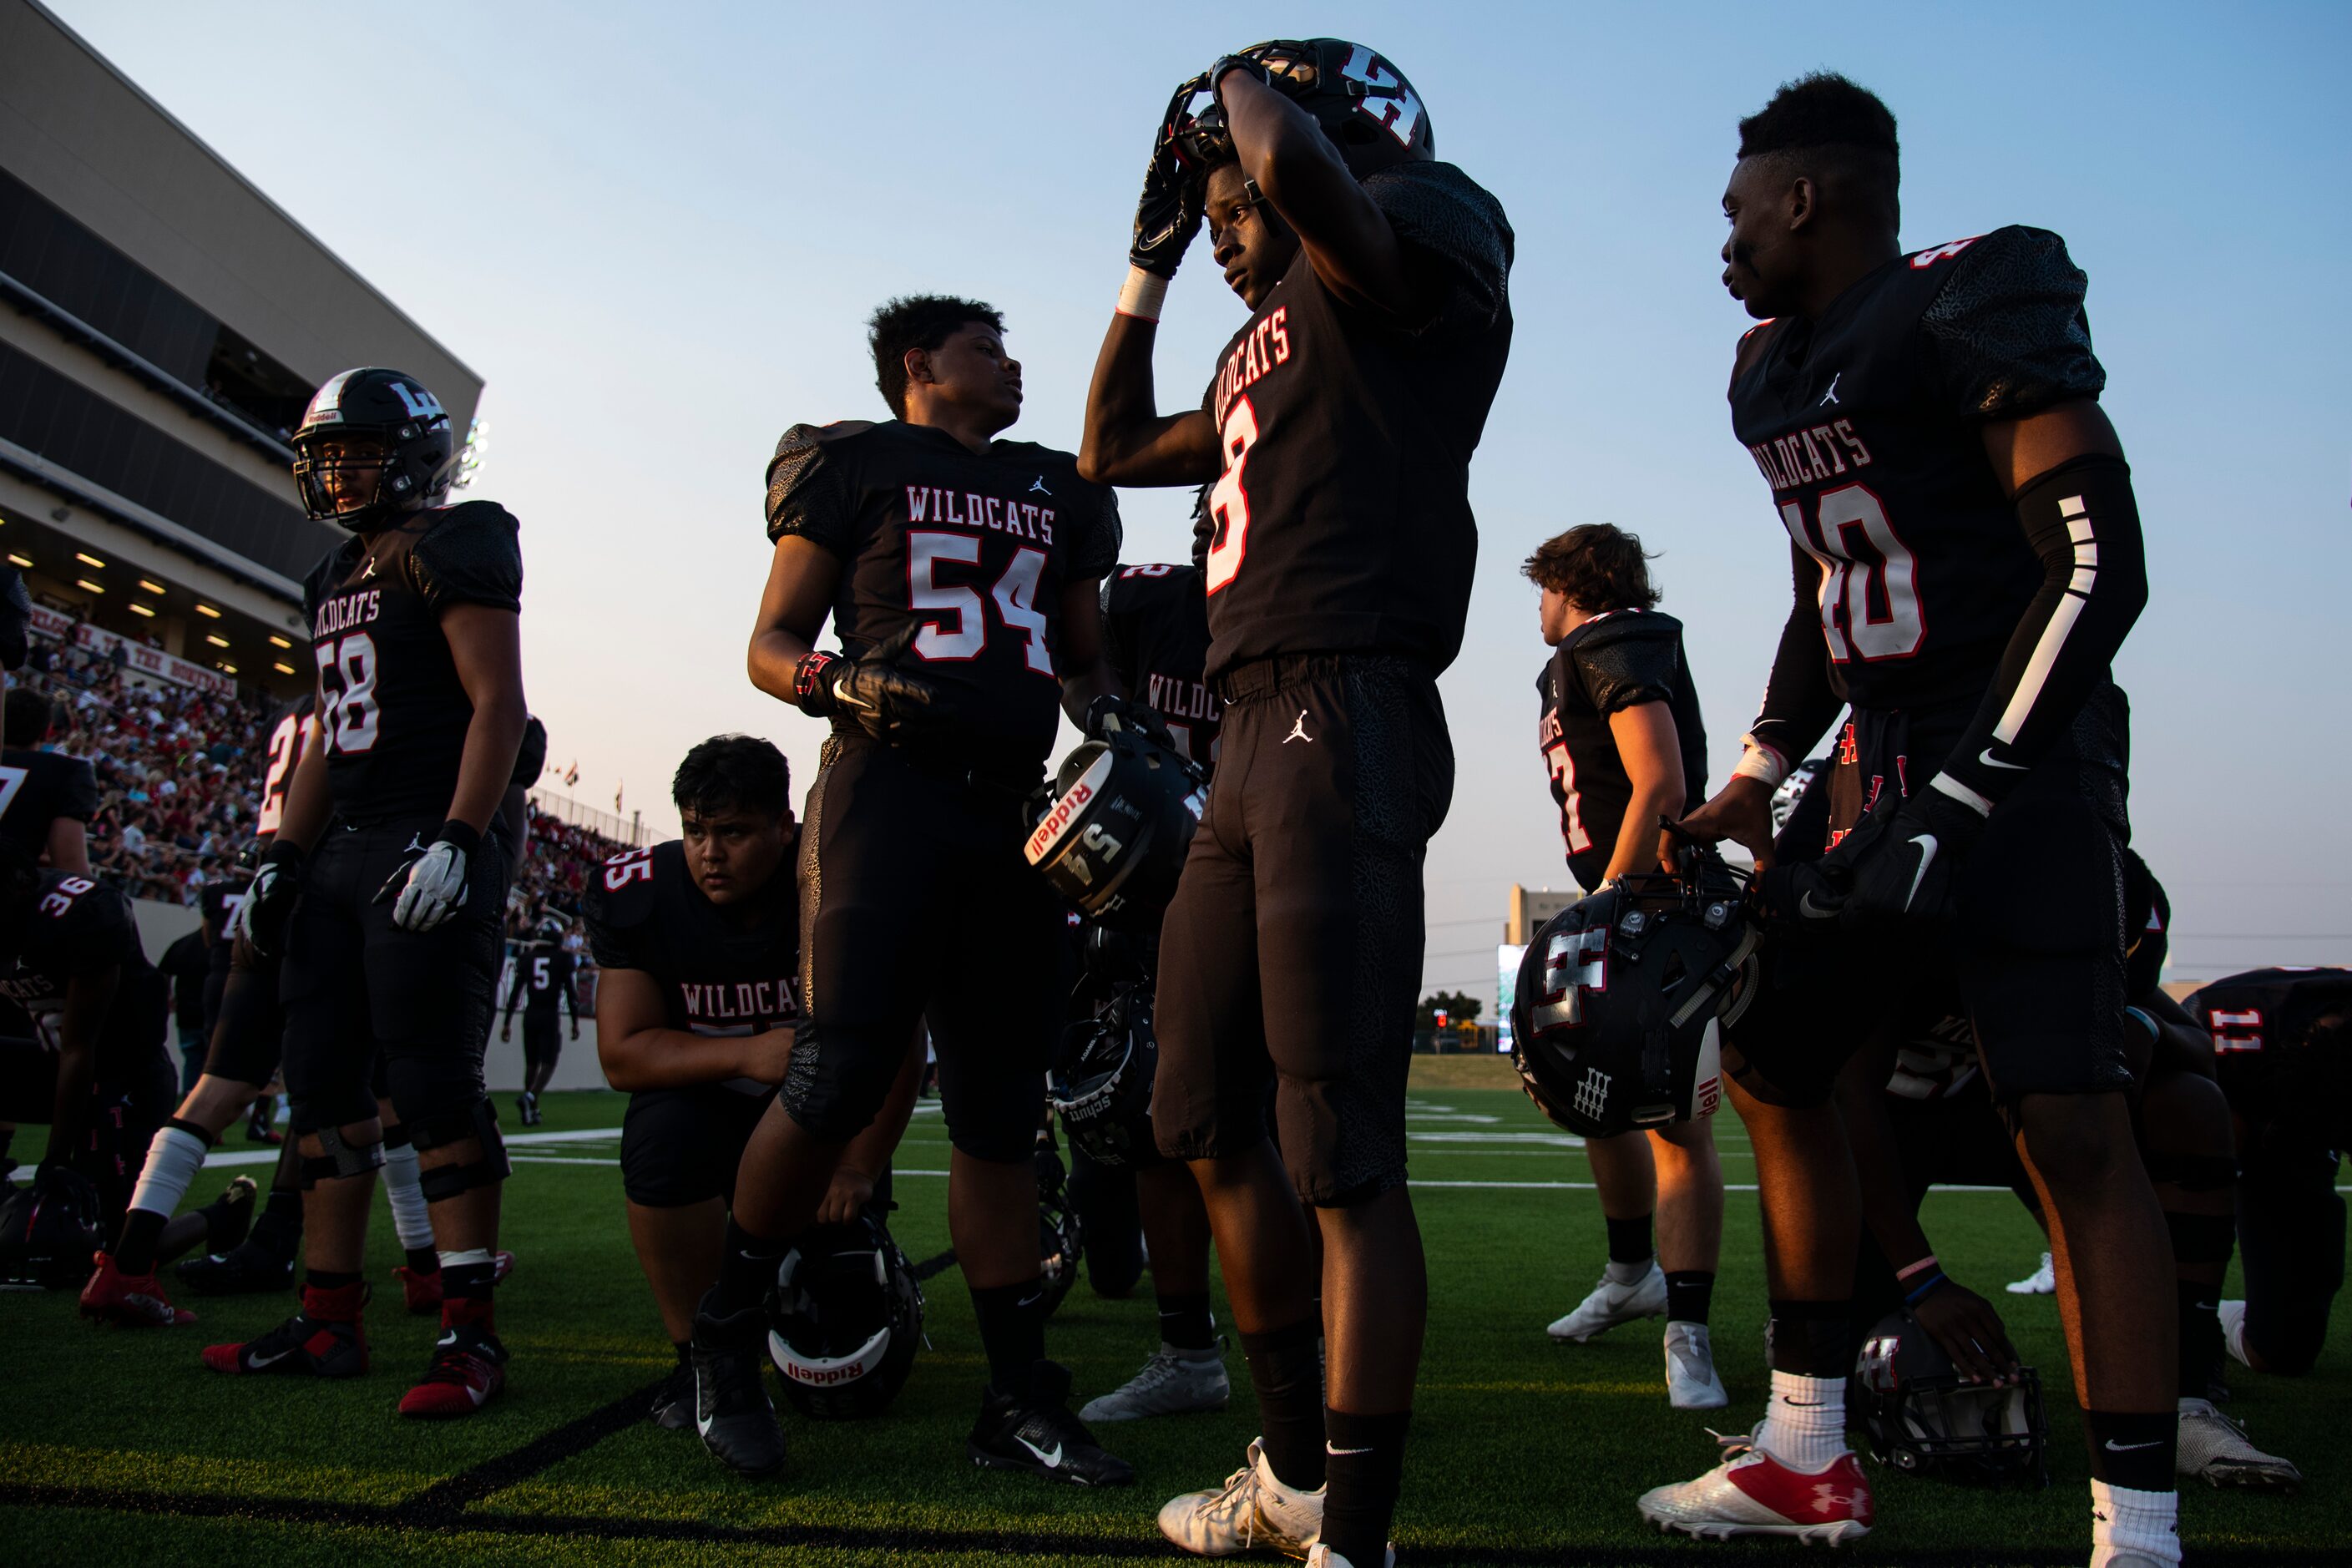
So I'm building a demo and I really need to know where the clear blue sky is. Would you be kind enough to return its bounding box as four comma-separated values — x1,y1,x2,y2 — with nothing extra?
53,0,2351,1004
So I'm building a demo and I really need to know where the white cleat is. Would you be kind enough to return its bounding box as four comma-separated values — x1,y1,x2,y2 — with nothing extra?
2177,1397,2300,1492
1636,1440,1873,1544
2005,1251,2056,1295
1548,1261,1667,1343
1665,1322,1730,1411
1158,1437,1323,1557
1305,1545,1394,1568
1080,1346,1230,1423
2218,1299,2252,1368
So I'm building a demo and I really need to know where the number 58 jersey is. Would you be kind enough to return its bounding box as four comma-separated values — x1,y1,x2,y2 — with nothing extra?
301,501,524,818
1729,225,2107,713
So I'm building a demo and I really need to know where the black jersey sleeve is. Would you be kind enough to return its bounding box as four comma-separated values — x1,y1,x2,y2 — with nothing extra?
1568,615,1685,716
1100,569,1140,690
1361,161,1514,336
411,502,524,614
581,852,657,970
1746,543,1847,770
1068,484,1122,582
57,757,98,822
1919,226,2106,422
763,421,873,551
29,876,142,975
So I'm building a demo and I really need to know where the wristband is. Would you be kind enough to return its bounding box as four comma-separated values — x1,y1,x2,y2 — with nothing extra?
792,650,837,711
1904,1269,1950,1307
1895,1253,1940,1282
260,838,305,870
2123,1005,2159,1043
1730,741,1790,790
434,819,483,857
1116,266,1169,323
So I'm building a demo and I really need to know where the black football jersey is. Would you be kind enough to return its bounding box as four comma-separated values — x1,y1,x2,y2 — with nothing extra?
2188,968,2352,1146
766,420,1120,771
253,697,316,839
0,871,147,1017
1732,227,2106,753
1194,160,1513,681
583,840,799,1055
1101,563,1219,769
0,746,98,869
301,502,524,818
1535,610,1709,890
508,943,578,1016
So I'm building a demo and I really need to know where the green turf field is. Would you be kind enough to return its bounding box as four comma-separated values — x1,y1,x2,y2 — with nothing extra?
3,1067,2339,1565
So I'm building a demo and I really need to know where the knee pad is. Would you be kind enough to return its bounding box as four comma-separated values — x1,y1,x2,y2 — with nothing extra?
2146,1151,2237,1193
2165,1209,2237,1267
406,1098,509,1202
298,1125,387,1189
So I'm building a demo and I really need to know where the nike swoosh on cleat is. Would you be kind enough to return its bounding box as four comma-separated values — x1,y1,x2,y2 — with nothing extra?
1017,1435,1064,1468
246,1348,292,1368
1978,747,2028,771
1327,1444,1374,1455
1904,835,1938,911
2104,1439,2162,1452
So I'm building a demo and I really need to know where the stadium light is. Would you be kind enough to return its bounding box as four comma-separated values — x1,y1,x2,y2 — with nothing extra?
137,579,164,594
195,603,221,619
219,663,238,675
268,635,291,648
452,417,489,491
76,579,104,594
128,603,155,619
6,554,30,569
75,551,105,569
205,634,229,648
272,661,296,675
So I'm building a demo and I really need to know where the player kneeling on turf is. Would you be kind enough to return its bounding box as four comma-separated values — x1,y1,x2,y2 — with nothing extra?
585,735,919,1441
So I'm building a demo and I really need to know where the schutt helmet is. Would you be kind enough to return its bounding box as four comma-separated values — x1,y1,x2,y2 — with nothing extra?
1050,979,1159,1168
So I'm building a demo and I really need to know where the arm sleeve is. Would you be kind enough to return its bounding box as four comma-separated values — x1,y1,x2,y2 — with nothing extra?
1920,227,2106,421
1100,574,1139,692
1744,544,1846,769
1931,454,2147,808
1569,624,1683,716
412,503,524,614
1363,163,1514,336
764,423,863,554
1067,486,1124,583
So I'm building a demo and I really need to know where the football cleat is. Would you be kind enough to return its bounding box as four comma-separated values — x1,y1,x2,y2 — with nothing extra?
2177,1397,2299,1492
399,1299,507,1418
691,1298,787,1479
516,1092,541,1128
2006,1251,2056,1295
397,1251,514,1314
1080,1345,1231,1423
1637,1441,1873,1544
2218,1299,2251,1368
201,1283,368,1376
1305,1546,1394,1568
177,1239,297,1296
1157,1435,1323,1556
1666,1322,1730,1411
1548,1260,1667,1343
79,1252,196,1327
969,1360,1136,1487
649,1361,695,1430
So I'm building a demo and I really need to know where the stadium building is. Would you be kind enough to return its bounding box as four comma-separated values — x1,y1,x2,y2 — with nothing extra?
0,0,480,698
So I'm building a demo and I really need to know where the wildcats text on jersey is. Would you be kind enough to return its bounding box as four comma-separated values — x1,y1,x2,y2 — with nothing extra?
902,486,1058,544
312,589,382,639
1211,306,1292,427
1745,420,1875,491
681,978,798,1027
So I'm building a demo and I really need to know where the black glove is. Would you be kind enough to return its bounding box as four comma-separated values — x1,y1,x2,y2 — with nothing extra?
1084,693,1176,750
789,625,944,746
1130,124,1204,281
1786,786,1985,933
235,840,305,958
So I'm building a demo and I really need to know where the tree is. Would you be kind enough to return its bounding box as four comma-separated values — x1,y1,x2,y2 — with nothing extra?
1415,990,1483,1032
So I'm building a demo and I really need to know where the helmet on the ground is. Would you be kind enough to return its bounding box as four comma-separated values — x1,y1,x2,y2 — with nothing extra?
1025,716,1206,933
292,367,457,529
766,1212,923,1419
0,1164,103,1290
1051,982,1158,1167
1851,1311,2049,1489
1510,855,1760,1138
1166,40,1434,181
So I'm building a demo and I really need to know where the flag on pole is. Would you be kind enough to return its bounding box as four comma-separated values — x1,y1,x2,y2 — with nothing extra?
615,781,625,813
563,759,579,787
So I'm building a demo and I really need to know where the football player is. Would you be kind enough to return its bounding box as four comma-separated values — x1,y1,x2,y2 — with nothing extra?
1079,41,1513,1567
710,296,1130,1485
589,734,915,1434
203,367,528,1420
1656,76,2168,1564
501,910,580,1126
0,689,95,878
1521,526,1727,1410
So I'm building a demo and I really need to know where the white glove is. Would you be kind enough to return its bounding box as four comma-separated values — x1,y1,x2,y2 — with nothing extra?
382,838,470,932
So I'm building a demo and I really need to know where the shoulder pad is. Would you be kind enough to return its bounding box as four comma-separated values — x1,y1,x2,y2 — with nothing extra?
765,422,874,548
581,841,675,968
1918,225,2104,420
1566,613,1683,716
410,502,524,614
1362,160,1514,332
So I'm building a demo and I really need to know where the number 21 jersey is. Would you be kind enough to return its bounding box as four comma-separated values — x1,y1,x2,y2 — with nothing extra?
301,501,524,818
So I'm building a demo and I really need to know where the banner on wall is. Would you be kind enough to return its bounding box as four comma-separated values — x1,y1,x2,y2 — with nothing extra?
28,605,236,698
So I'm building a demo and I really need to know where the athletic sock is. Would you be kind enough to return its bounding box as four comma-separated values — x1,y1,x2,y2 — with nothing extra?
1766,1297,1853,1378
2090,1477,2181,1564
1758,1369,1848,1471
1156,1290,1216,1353
1320,1408,1409,1568
2085,1408,2177,1494
405,1246,442,1275
115,1120,213,1272
1665,1270,1715,1325
1239,1318,1327,1492
2175,1280,2223,1400
380,1136,437,1253
711,1218,786,1318
306,1268,362,1293
438,1247,498,1312
1604,1213,1654,1282
969,1277,1049,1400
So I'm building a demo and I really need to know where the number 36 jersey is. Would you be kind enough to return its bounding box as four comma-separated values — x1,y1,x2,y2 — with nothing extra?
1730,225,2106,719
301,501,524,819
1194,160,1513,682
765,420,1120,771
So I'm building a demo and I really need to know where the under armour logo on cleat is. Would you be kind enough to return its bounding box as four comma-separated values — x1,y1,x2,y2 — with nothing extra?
1029,476,1052,495
1819,372,1842,407
1283,711,1313,745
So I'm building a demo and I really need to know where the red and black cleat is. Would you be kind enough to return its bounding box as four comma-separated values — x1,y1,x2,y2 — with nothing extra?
200,1282,368,1376
396,1251,515,1315
79,1252,196,1327
399,1296,508,1419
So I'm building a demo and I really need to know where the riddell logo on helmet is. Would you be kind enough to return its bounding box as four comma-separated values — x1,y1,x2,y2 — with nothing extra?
1025,779,1095,862
784,1357,869,1386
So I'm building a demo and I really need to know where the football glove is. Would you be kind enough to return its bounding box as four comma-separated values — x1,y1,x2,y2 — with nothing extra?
1783,785,1985,933
374,822,477,933
1083,692,1176,751
791,625,944,746
1130,125,1204,281
234,841,305,957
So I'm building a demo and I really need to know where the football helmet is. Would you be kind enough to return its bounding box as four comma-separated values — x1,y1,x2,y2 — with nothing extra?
1851,1311,2049,1489
766,1211,923,1419
1510,849,1759,1138
291,367,456,529
1768,757,1825,837
1051,981,1158,1167
1164,39,1434,184
0,1164,103,1290
1034,1145,1085,1321
1025,714,1206,933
